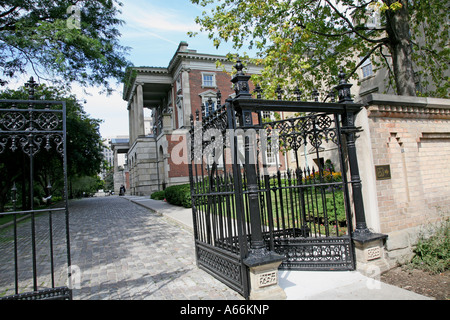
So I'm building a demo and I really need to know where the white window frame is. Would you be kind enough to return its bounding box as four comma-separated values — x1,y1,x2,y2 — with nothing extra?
360,57,374,78
200,90,218,117
201,72,216,88
265,146,278,166
366,8,381,29
262,111,276,121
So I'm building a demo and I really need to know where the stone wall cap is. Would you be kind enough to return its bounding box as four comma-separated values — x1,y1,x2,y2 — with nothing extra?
359,93,450,109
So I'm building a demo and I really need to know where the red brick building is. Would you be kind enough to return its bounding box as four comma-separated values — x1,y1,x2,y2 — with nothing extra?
122,41,263,194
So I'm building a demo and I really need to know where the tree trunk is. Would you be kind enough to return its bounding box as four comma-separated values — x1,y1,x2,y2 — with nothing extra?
384,0,416,96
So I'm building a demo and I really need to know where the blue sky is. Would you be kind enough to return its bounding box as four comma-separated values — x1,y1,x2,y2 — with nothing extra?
119,0,236,66
79,0,240,138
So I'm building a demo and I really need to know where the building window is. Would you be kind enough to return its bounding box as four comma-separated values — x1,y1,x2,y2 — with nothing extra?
200,91,218,117
203,98,216,117
262,111,276,121
366,8,381,29
202,73,216,88
266,148,277,165
265,139,278,166
361,57,373,78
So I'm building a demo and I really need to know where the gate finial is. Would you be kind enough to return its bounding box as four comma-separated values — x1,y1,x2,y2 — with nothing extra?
25,77,38,100
335,69,353,103
234,57,245,75
231,58,252,98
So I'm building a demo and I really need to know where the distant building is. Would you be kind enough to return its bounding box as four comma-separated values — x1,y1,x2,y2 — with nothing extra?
109,136,130,194
99,138,113,180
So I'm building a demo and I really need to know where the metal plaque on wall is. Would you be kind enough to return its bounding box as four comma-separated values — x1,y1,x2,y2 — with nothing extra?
375,165,391,180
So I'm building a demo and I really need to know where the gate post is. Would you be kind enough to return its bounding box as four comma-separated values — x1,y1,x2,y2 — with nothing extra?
336,70,388,275
336,70,369,237
231,60,286,300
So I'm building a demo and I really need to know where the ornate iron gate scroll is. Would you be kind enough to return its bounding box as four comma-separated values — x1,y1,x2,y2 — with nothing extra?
0,78,72,300
259,112,355,270
189,62,367,298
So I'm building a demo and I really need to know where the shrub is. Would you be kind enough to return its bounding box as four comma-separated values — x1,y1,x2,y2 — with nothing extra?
164,184,192,208
150,191,165,200
410,219,449,274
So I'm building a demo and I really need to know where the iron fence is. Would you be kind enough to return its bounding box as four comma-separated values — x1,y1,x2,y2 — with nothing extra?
0,78,72,300
188,61,371,298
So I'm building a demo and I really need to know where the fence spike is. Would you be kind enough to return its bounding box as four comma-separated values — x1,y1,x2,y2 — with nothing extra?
294,86,302,101
275,85,284,100
216,90,221,106
195,109,200,121
312,89,319,102
254,84,263,99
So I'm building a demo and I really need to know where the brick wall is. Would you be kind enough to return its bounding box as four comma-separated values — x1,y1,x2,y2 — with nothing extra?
188,69,235,114
357,94,450,265
368,107,450,233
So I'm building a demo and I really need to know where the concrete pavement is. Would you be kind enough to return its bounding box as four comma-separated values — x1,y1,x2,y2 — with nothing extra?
0,196,243,300
0,195,432,300
124,195,432,300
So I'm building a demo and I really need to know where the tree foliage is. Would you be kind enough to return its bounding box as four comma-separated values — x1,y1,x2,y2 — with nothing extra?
190,0,449,98
0,84,104,210
0,0,131,91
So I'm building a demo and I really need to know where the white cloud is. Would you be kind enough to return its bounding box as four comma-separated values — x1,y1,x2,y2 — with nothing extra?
71,84,129,138
119,0,200,45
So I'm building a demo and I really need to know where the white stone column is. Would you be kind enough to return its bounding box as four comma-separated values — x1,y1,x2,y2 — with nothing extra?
181,68,191,128
136,83,145,137
128,105,134,146
132,96,138,143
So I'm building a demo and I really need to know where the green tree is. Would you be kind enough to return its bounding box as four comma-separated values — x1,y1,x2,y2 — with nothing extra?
0,0,131,91
190,0,449,98
0,84,104,210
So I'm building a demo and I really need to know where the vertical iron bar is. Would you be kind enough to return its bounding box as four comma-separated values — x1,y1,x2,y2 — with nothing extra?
331,182,339,236
287,170,296,237
312,168,321,237
313,116,329,237
62,101,72,290
205,161,212,244
29,135,38,292
49,210,55,288
264,175,275,251
261,136,275,251
304,168,313,234
277,170,287,237
12,184,18,294
272,175,281,234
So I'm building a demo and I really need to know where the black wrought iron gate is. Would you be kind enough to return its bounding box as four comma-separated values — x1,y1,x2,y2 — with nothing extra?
0,78,72,300
189,61,369,299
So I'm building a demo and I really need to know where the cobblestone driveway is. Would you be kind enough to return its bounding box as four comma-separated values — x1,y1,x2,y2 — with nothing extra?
0,197,242,300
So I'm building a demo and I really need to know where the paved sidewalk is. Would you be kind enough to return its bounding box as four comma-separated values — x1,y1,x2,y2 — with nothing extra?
0,196,243,300
0,195,432,300
70,196,243,300
124,195,432,300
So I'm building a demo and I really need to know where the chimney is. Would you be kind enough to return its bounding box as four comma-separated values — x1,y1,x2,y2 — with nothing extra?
177,41,189,53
